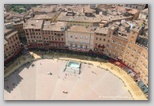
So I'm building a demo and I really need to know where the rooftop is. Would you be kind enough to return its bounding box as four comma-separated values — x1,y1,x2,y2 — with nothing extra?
58,12,101,23
141,8,148,14
83,6,95,13
33,13,56,20
23,19,43,29
32,6,54,13
95,27,109,34
4,28,12,34
43,21,67,31
67,26,94,33
4,28,17,39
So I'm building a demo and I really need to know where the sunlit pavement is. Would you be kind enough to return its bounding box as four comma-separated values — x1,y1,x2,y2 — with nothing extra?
4,51,147,100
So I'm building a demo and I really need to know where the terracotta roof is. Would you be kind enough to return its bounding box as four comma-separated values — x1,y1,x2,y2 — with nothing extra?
23,19,43,29
67,26,94,33
58,13,101,23
32,7,54,13
95,27,109,34
33,13,56,20
141,8,148,14
4,29,18,39
43,21,67,31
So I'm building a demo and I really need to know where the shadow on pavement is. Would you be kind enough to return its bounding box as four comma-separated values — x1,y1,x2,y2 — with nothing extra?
4,61,33,93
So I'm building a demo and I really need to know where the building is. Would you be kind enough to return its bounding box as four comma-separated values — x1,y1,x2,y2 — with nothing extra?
122,20,148,86
13,19,25,37
65,26,95,52
83,5,96,17
32,12,60,22
23,19,44,49
93,27,111,55
4,28,22,64
42,21,67,49
23,19,67,50
123,4,146,10
93,19,148,87
57,12,101,27
31,6,56,15
138,8,148,20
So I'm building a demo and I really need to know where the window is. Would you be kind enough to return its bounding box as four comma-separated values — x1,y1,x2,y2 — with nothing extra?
104,39,105,41
100,38,101,41
96,37,98,40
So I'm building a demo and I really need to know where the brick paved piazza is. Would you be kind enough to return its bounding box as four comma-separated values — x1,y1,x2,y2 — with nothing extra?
4,59,133,100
